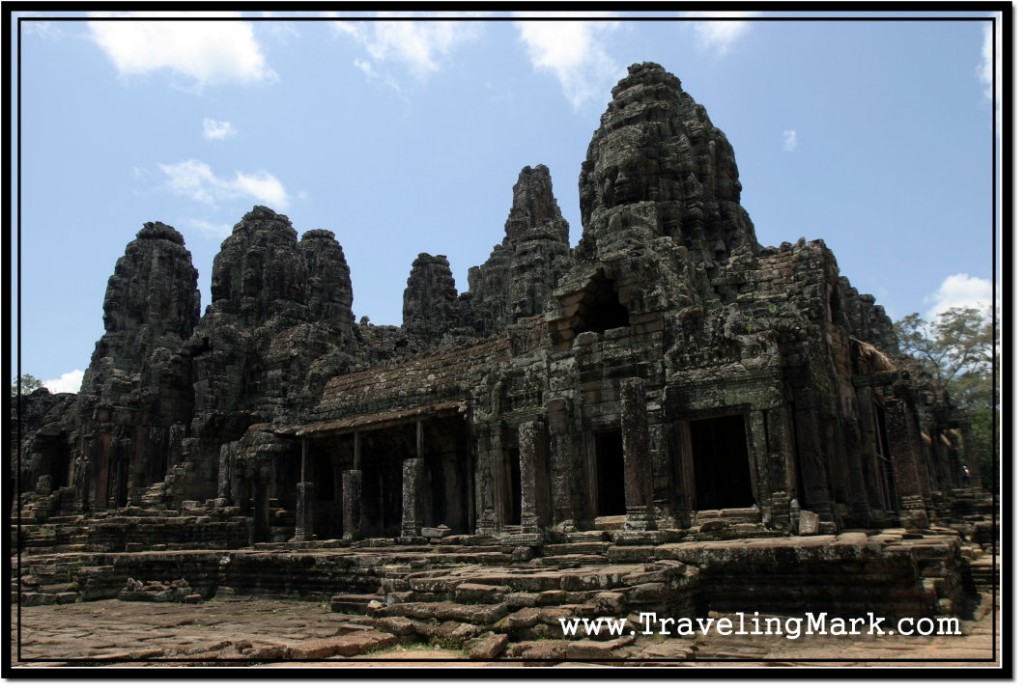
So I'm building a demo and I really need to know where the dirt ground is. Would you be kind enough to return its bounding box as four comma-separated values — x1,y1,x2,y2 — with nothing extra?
9,591,1000,671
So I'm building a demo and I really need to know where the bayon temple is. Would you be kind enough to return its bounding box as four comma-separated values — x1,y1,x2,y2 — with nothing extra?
12,64,996,648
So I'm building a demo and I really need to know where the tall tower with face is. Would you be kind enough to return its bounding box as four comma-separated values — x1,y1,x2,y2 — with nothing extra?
579,62,758,264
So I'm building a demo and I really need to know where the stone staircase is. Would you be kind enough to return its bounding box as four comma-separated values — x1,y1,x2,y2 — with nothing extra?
319,540,702,659
139,481,169,509
930,488,999,549
967,553,999,594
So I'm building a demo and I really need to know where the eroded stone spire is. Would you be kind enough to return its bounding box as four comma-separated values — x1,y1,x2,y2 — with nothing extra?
579,62,757,263
468,165,571,332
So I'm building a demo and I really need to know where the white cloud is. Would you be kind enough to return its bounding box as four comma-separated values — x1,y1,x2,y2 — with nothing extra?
43,370,84,394
202,117,237,140
330,15,480,82
978,23,993,100
87,12,275,88
23,20,64,40
258,13,301,43
926,273,993,320
979,19,1002,143
782,129,798,152
684,12,758,57
515,16,621,111
159,160,289,210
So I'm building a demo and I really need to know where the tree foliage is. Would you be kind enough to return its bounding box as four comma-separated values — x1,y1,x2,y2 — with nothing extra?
10,374,43,397
894,305,999,492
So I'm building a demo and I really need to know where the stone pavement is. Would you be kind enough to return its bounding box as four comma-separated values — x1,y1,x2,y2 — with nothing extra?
10,591,999,669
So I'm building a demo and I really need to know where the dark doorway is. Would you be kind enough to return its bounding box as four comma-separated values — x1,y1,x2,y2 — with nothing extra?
594,429,626,515
312,453,343,539
690,415,754,510
422,416,470,532
501,447,522,526
575,273,630,336
363,455,403,537
361,427,413,538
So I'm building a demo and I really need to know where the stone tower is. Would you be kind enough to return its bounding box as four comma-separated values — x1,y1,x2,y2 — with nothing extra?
579,62,758,263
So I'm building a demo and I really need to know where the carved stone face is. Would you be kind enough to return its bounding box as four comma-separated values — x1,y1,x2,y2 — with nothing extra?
592,119,673,212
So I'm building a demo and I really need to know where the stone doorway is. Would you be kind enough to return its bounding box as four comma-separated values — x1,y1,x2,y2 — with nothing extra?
688,415,755,510
594,429,626,516
361,427,413,538
421,416,471,533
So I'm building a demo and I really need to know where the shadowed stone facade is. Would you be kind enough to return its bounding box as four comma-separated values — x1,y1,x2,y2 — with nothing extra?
14,62,982,559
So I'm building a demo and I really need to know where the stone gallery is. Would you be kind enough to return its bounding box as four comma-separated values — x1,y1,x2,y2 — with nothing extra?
12,64,996,662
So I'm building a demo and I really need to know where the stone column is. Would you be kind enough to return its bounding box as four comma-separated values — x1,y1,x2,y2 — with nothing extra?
292,481,314,541
746,409,771,523
620,378,656,531
518,421,545,533
342,469,362,541
71,452,91,513
474,432,498,535
854,386,884,511
764,406,797,527
401,457,424,538
546,398,578,529
840,416,872,526
884,397,929,528
792,404,835,522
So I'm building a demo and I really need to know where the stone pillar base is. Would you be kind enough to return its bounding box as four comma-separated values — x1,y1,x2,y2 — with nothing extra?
622,506,658,532
898,494,930,529
475,510,498,536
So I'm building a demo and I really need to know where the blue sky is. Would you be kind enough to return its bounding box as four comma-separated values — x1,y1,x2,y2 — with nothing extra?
11,10,1001,393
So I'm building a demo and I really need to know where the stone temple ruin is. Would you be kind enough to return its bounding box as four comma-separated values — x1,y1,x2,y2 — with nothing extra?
12,63,996,661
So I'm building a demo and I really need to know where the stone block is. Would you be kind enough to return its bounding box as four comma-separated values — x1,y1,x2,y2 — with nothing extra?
454,582,509,604
592,591,626,615
334,630,398,657
799,510,820,535
466,633,508,660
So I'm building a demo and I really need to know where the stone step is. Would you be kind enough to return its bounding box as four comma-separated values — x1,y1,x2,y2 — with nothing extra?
330,592,381,614
562,531,612,543
694,508,762,525
542,541,611,556
454,583,510,604
534,554,609,567
371,600,508,626
592,516,625,532
21,591,79,606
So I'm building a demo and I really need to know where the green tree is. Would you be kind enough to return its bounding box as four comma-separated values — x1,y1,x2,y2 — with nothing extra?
10,374,43,397
894,305,999,492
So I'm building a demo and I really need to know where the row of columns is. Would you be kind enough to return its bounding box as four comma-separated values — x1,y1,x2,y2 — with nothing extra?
292,422,432,542
492,377,658,535
284,377,939,542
